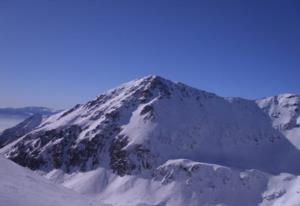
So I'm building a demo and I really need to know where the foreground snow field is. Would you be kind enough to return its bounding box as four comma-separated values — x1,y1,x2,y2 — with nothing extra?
1,75,299,206
2,156,300,206
43,159,300,206
0,157,108,206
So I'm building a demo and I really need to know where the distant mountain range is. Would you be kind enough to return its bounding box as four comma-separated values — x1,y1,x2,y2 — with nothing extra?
0,106,60,132
0,75,299,206
0,106,59,117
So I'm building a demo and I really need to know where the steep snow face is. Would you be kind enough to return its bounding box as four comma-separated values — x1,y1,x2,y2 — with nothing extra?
257,94,300,149
261,173,300,206
0,156,105,206
2,75,300,176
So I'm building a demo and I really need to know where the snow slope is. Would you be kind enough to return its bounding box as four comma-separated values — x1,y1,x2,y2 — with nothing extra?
1,75,300,206
45,159,300,206
0,156,107,206
257,93,300,149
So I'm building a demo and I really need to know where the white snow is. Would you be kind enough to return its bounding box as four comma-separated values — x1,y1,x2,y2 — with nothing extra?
45,159,300,206
0,156,107,206
257,93,300,149
1,75,300,206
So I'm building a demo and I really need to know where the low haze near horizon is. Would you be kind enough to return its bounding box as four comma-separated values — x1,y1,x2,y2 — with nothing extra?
0,0,299,109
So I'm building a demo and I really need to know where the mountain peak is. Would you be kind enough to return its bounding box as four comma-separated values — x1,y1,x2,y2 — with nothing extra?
3,74,300,177
278,93,298,98
2,76,300,206
138,74,164,81
126,74,172,91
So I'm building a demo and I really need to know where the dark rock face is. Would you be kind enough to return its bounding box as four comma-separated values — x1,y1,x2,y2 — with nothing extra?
3,78,166,173
109,134,154,176
109,135,132,176
148,76,171,98
140,105,154,116
6,122,123,172
7,125,82,171
140,105,155,121
131,144,153,172
6,118,155,175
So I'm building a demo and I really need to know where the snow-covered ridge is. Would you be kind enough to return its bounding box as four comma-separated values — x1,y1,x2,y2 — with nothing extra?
0,156,106,206
44,158,300,206
257,93,300,129
2,75,300,174
1,75,300,206
257,93,300,149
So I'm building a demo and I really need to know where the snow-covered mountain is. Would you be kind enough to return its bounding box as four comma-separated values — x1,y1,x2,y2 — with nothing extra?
0,156,107,206
1,75,300,206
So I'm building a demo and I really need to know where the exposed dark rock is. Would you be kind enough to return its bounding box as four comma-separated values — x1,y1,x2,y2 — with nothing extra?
109,135,132,176
140,105,154,116
105,110,120,121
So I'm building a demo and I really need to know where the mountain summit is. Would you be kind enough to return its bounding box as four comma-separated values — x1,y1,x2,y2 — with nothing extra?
1,75,300,206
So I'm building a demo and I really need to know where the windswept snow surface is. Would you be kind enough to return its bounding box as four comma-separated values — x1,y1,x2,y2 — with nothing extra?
257,93,300,149
0,156,107,206
1,75,300,206
45,159,300,206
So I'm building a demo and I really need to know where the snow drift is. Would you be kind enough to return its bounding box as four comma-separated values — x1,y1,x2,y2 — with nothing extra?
0,156,107,206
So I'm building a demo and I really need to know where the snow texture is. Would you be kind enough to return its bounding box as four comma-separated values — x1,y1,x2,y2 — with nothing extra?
0,156,108,206
1,75,300,206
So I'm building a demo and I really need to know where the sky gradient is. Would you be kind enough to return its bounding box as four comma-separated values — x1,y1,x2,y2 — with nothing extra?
0,0,299,109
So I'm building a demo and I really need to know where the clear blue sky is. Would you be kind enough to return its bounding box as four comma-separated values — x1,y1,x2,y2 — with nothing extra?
0,0,299,109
